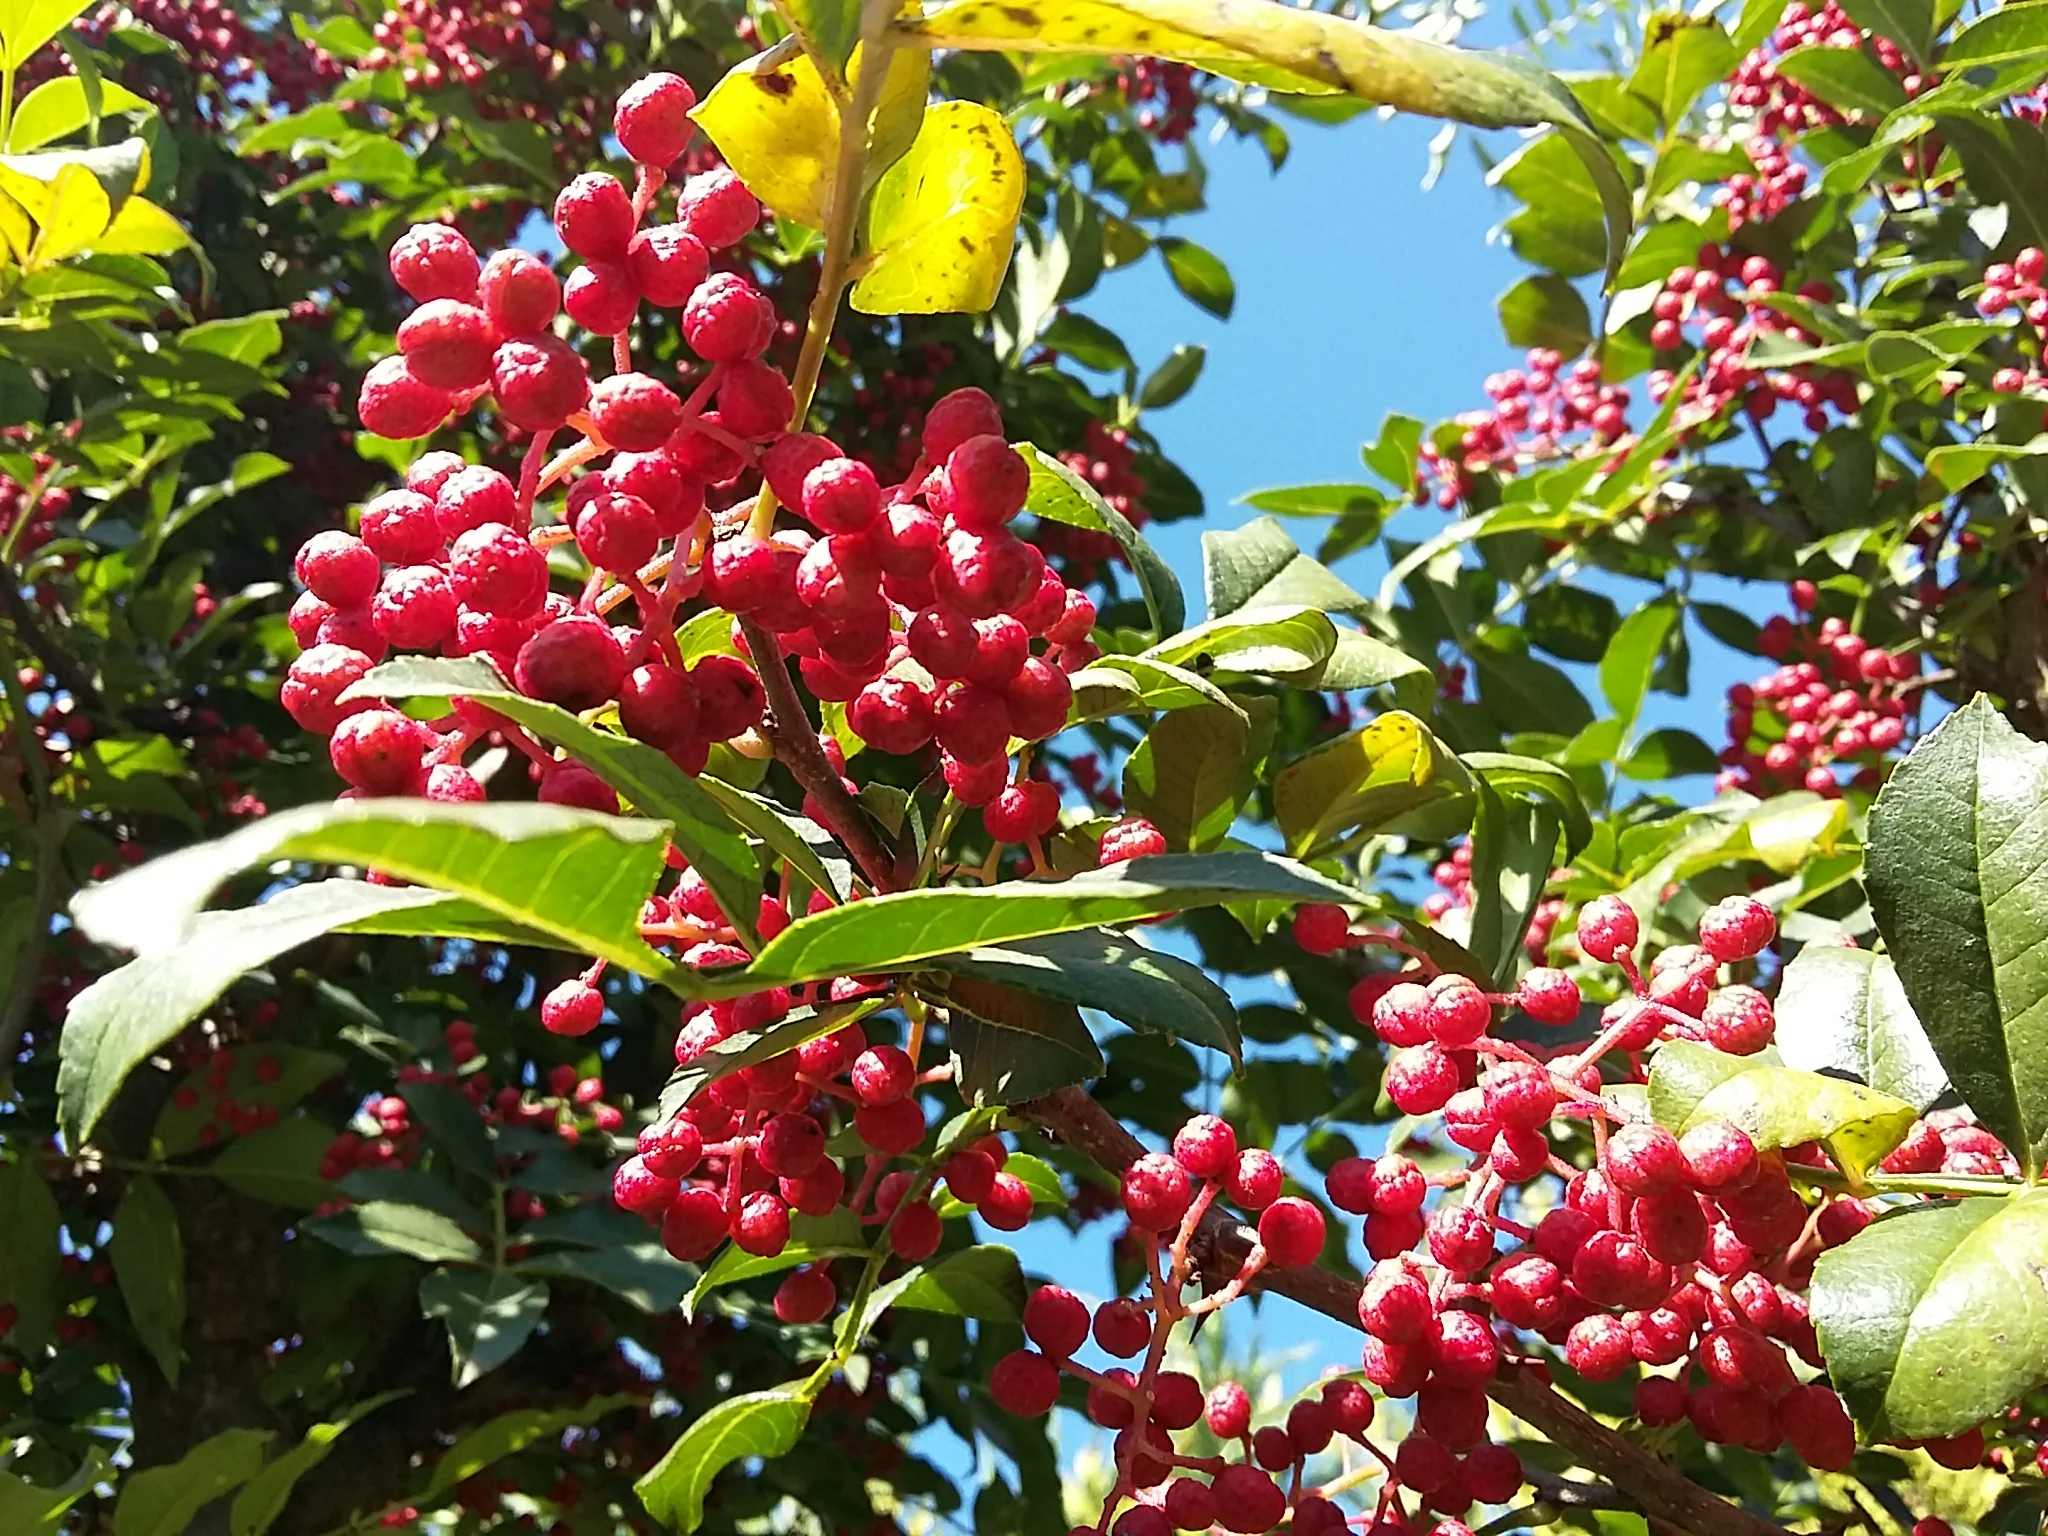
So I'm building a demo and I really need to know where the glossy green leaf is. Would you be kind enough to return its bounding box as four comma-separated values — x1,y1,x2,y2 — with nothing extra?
1068,655,1249,722
353,656,763,946
1148,605,1337,678
425,1396,642,1500
113,1429,271,1536
1868,696,2048,1175
1624,16,1738,127
1598,598,1678,735
109,1177,185,1385
1274,711,1473,857
58,880,535,1146
1461,752,1593,859
514,1244,692,1313
71,797,672,980
1022,444,1185,640
1775,946,1949,1110
1201,515,1370,621
0,1155,60,1354
787,0,862,69
1834,0,1935,64
1497,273,1591,355
890,1243,1025,1320
0,1449,107,1536
1139,343,1206,408
1465,781,1561,988
420,1268,550,1388
1157,235,1234,318
947,1006,1104,1104
7,76,152,152
400,1081,499,1182
921,928,1241,1067
1944,0,2048,68
302,1201,482,1265
203,1120,337,1208
1649,1041,1916,1181
635,1388,811,1532
729,851,1362,991
1124,702,1253,852
1774,42,1910,117
1813,1192,2048,1440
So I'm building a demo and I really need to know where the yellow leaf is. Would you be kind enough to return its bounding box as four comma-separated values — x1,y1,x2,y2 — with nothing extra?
92,195,193,258
0,188,31,264
0,0,93,72
690,42,928,233
851,101,1023,316
27,161,111,268
894,0,1633,286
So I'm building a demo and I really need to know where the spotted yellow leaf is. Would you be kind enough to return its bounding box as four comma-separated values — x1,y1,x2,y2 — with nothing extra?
850,101,1024,315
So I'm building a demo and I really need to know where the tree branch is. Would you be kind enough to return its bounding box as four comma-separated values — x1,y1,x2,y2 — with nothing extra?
736,616,899,893
1016,1085,1790,1536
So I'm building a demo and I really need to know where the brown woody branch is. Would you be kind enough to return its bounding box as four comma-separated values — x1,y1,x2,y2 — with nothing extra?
1016,1085,1790,1536
736,616,900,893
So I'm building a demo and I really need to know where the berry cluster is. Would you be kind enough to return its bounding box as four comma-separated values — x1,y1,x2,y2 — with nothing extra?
1415,351,1633,510
1116,59,1201,143
1645,249,1858,433
363,0,587,92
1419,843,1563,962
1710,136,1810,233
25,0,342,111
1715,586,1916,796
1041,420,1155,582
1727,2,1915,139
1978,248,2048,399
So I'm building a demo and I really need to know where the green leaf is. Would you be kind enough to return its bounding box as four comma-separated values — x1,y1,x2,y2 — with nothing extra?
109,1176,184,1384
515,1243,692,1313
301,1201,482,1265
1945,1,2048,69
1022,444,1185,640
698,778,854,903
1812,1193,2048,1441
1069,655,1251,723
921,929,1241,1067
0,1156,60,1354
1922,436,2048,493
1598,598,1679,735
1148,605,1337,677
729,851,1364,991
1867,697,2048,1176
420,1268,550,1388
398,1081,499,1182
890,1244,1025,1320
1524,584,1619,663
1138,343,1205,409
787,0,861,68
1624,17,1739,126
352,656,763,946
1124,703,1253,852
1041,311,1133,372
1465,782,1561,988
1361,413,1425,492
57,882,489,1146
1619,727,1722,780
1201,515,1370,621
7,76,151,152
852,101,1024,315
113,1429,272,1536
228,1392,408,1536
1312,629,1435,710
425,1396,642,1500
337,1170,486,1233
1648,1041,1917,1182
0,0,92,70
1834,0,1935,64
1462,752,1593,859
1775,946,1949,1110
0,1449,107,1535
948,1007,1104,1104
1157,236,1234,318
635,1388,811,1532
70,798,672,981
1774,43,1910,116
1498,273,1591,355
1239,482,1385,522
685,1210,866,1320
1274,712,1473,857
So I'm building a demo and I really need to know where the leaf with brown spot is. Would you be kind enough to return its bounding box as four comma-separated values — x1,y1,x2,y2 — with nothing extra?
852,100,1025,315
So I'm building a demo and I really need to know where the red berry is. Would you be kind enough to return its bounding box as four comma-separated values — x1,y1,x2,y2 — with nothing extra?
478,248,560,339
660,1186,726,1261
1292,902,1351,954
359,489,442,564
990,1349,1060,1416
1099,815,1168,863
397,299,494,390
564,261,640,335
449,523,547,617
330,709,433,795
554,172,637,263
389,224,480,304
627,225,710,307
1258,1197,1325,1267
922,387,1004,462
851,1044,914,1105
590,372,683,453
1172,1113,1237,1180
515,615,626,712
1606,1122,1685,1196
1121,1152,1193,1232
1575,895,1639,962
683,272,772,362
492,337,590,432
890,1199,942,1261
1518,967,1581,1025
296,530,380,607
1227,1148,1283,1210
675,169,759,249
639,1118,703,1178
611,1154,678,1215
1093,1297,1151,1357
1698,895,1775,963
615,72,697,166
541,978,605,1036
773,1266,835,1324
436,465,519,538
937,434,1028,527
1210,1466,1285,1535
1205,1379,1251,1438
1023,1285,1089,1358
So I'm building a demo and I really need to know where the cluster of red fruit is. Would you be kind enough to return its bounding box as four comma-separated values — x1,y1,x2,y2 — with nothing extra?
0,432,72,558
1414,351,1633,510
319,1019,624,1197
1115,59,1201,143
23,0,343,112
1710,136,1810,233
166,1046,287,1147
1042,420,1155,582
363,0,583,90
1645,248,1858,434
1714,585,1916,796
1727,1,1917,139
1979,248,2048,400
